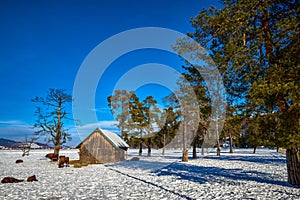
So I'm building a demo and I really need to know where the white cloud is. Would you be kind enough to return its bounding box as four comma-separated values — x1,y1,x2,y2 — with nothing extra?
88,107,111,113
0,120,29,127
0,125,35,142
74,120,118,130
98,120,119,129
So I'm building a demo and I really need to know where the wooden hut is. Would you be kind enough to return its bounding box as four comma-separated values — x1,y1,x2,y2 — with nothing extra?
77,128,129,164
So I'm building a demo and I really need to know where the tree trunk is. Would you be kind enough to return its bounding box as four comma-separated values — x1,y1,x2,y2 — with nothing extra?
216,123,220,156
147,146,151,157
201,145,204,155
162,133,166,156
193,143,197,159
182,121,188,162
229,132,233,153
54,143,60,158
139,141,142,156
286,148,300,186
253,146,257,154
217,139,221,156
56,99,62,157
139,130,143,156
147,138,151,157
217,147,221,156
182,149,188,162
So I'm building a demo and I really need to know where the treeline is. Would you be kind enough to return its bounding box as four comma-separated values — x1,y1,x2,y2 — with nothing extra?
107,90,179,157
108,0,300,186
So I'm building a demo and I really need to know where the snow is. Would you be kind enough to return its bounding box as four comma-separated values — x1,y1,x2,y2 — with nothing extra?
100,129,129,149
29,143,42,149
0,148,299,199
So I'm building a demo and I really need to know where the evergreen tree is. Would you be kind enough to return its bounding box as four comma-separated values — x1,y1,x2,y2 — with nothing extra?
185,0,300,186
221,106,242,154
128,93,146,156
107,90,131,142
156,106,180,155
108,90,162,157
141,96,161,157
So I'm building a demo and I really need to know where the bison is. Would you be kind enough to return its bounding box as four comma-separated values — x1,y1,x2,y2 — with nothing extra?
27,175,38,182
58,156,69,168
45,153,58,161
15,159,23,164
1,177,23,184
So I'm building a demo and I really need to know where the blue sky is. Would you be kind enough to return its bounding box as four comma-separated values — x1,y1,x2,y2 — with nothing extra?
0,0,221,146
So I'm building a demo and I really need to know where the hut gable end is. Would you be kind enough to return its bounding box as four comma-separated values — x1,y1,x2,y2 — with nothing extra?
77,128,128,164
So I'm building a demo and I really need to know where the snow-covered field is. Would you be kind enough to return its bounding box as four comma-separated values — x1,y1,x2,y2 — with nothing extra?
0,148,299,199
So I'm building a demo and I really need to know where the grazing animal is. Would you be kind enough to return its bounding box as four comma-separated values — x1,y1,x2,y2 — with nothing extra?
58,156,69,168
27,175,38,182
15,159,23,164
1,177,23,184
45,153,58,161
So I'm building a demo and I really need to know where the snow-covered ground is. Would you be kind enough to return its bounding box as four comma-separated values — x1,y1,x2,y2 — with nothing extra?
0,148,299,199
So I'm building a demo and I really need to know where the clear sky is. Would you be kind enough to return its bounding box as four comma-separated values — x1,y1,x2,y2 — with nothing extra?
0,0,221,146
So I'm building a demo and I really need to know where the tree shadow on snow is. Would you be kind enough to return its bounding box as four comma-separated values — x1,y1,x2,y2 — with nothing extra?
153,162,295,188
106,159,178,172
202,154,286,165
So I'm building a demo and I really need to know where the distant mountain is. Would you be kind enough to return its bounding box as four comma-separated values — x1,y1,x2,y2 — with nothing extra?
61,144,71,149
35,142,52,148
0,138,51,149
0,138,18,148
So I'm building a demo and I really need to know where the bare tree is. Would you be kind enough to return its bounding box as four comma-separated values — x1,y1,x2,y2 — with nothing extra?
32,89,72,156
20,136,37,156
21,136,37,156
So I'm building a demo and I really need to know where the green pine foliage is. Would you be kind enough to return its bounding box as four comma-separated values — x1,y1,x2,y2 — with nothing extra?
108,90,166,151
185,0,300,149
182,0,300,185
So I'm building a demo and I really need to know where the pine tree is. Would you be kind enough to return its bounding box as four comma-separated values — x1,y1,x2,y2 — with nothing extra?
185,0,300,186
108,90,162,157
107,90,131,142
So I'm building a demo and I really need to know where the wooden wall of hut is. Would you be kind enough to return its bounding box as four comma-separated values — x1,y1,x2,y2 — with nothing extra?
79,131,125,164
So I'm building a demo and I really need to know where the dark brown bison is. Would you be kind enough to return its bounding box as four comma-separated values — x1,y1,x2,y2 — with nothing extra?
58,156,69,168
27,175,38,182
45,153,58,161
1,177,23,183
15,159,23,164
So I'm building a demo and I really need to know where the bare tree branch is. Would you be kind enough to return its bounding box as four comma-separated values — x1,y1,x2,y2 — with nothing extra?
32,88,73,155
